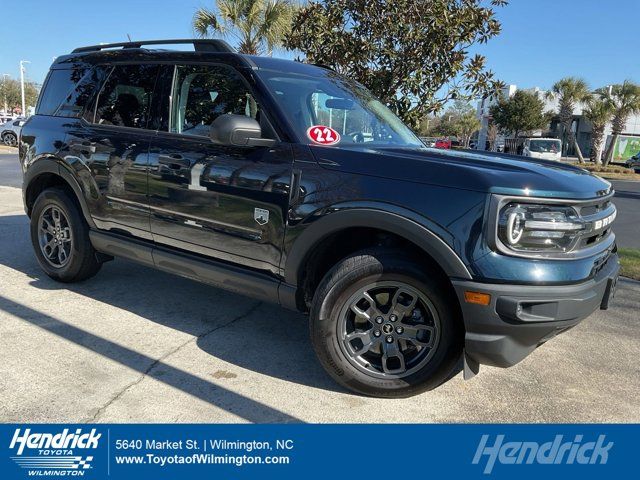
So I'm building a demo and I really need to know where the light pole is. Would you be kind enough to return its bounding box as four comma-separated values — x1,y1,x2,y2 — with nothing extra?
1,74,9,114
20,60,30,117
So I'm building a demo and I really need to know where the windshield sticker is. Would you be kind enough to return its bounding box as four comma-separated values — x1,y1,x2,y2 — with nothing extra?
307,125,341,146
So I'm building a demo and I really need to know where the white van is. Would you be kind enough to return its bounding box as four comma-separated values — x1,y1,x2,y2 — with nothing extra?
522,137,562,161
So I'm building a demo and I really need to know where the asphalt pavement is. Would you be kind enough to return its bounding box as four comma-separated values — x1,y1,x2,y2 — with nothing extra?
0,151,22,188
609,179,640,249
0,147,638,423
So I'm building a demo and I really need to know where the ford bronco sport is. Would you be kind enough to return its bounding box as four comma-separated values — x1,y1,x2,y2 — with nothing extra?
20,39,619,397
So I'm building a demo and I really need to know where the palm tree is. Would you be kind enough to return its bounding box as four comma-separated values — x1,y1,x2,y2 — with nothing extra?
583,95,614,164
599,80,640,166
546,77,591,163
193,0,297,56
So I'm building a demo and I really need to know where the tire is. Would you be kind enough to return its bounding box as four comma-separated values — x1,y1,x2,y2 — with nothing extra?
3,132,17,146
310,248,463,398
30,187,102,283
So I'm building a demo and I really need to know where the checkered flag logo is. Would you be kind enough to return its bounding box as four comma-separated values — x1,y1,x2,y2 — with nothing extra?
76,456,94,469
13,455,94,470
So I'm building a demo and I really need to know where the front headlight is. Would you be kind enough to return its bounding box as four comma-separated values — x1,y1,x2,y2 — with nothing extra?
497,203,585,253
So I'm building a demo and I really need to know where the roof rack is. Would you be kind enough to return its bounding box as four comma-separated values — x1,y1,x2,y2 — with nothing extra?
72,39,235,54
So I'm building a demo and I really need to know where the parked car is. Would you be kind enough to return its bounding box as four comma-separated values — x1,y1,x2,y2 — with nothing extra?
420,137,437,148
1,117,25,146
522,137,562,161
626,152,640,172
20,39,619,397
0,114,16,125
435,138,451,149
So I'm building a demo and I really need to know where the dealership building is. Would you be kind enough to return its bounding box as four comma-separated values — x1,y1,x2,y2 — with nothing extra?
476,84,640,161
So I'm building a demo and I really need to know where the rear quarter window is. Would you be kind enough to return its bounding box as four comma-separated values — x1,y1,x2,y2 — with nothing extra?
36,66,106,118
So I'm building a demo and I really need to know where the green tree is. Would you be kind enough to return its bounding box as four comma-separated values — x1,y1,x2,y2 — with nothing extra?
583,95,614,164
490,90,548,139
438,100,480,147
0,76,38,114
193,0,297,55
545,77,591,163
284,0,507,128
599,80,640,166
416,114,440,137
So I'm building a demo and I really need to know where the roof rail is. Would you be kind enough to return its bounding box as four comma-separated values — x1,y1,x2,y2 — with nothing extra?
71,39,235,54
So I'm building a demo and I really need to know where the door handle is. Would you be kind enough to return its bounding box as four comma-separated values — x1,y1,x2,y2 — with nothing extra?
158,154,190,169
68,141,96,153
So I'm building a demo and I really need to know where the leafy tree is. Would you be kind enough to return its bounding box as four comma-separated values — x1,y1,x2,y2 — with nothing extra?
599,80,640,166
284,0,507,128
545,77,591,163
490,90,548,139
583,95,614,164
437,100,480,147
416,115,440,137
0,76,38,114
193,0,297,55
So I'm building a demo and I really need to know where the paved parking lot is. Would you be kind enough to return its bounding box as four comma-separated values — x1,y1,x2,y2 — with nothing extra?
0,149,639,423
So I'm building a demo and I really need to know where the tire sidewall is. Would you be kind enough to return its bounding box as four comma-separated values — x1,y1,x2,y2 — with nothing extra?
30,189,88,281
311,253,462,397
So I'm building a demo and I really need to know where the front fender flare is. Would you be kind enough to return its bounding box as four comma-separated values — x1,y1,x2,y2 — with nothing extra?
284,206,472,286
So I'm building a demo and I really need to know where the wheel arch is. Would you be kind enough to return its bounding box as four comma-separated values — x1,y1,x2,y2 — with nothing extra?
283,206,472,311
23,156,96,229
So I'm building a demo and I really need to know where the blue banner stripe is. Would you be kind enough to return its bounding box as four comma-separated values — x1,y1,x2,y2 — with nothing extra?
0,424,635,479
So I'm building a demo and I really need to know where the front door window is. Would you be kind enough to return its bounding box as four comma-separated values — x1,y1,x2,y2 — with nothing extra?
169,65,260,138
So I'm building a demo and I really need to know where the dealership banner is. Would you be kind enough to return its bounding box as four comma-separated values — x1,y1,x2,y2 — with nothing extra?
0,424,634,479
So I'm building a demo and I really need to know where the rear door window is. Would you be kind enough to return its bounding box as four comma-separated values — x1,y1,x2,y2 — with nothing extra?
57,66,109,118
93,64,160,129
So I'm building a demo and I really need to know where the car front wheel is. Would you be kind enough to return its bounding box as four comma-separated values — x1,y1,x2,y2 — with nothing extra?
310,248,463,398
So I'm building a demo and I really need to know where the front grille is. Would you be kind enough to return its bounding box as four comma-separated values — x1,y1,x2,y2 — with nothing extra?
572,195,616,252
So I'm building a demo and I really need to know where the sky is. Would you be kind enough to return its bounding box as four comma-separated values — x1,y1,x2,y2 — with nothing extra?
1,0,639,92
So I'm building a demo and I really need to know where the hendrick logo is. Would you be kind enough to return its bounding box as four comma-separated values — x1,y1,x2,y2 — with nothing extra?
9,428,101,476
472,434,613,474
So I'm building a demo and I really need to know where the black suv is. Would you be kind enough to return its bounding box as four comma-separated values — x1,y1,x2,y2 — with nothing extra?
20,40,619,397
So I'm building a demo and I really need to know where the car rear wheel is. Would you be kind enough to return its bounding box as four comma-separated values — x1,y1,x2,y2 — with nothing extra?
30,188,102,283
310,248,463,397
3,132,17,146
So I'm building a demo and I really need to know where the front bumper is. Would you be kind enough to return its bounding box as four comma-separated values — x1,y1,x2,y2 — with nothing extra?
452,253,620,369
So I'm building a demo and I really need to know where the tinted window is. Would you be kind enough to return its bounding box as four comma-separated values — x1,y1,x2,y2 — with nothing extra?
529,139,561,153
170,65,259,137
56,66,108,118
94,64,159,129
37,68,87,116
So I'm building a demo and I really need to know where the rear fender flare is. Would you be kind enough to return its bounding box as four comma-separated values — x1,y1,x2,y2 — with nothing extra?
23,156,96,229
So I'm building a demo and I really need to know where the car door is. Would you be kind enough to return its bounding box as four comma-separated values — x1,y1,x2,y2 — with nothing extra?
147,63,293,274
63,64,161,240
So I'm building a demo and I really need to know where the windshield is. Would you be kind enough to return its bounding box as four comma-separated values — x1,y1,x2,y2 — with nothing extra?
257,69,423,149
529,139,560,153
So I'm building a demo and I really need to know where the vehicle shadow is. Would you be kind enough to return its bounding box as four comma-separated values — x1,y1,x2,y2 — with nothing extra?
0,214,343,411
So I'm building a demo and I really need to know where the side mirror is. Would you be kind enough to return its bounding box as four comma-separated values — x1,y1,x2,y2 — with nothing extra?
209,114,275,147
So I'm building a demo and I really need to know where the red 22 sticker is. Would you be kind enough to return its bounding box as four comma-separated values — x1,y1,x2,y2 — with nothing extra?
307,125,341,145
